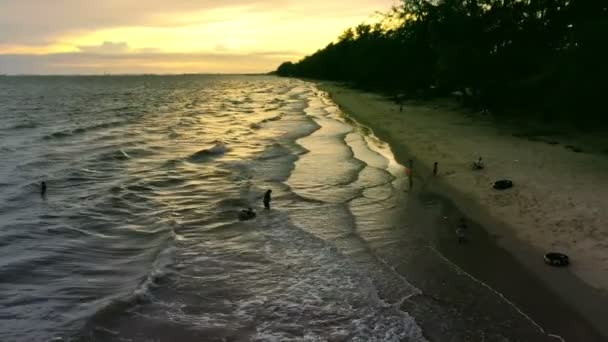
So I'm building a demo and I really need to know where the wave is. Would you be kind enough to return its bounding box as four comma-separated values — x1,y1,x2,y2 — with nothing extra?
261,114,283,123
188,141,230,162
255,143,292,161
95,147,156,164
131,243,176,300
76,235,176,340
10,122,38,129
43,131,72,140
147,176,186,189
96,149,132,161
42,121,126,140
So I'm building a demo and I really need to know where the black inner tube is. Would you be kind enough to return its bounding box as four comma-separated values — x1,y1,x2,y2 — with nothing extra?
493,180,513,190
544,252,569,266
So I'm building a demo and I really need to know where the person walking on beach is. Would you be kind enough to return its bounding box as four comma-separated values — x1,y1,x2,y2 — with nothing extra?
456,218,467,244
405,159,413,176
406,159,414,187
263,189,272,209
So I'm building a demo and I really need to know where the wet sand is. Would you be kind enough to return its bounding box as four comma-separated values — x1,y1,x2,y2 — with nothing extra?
316,81,608,341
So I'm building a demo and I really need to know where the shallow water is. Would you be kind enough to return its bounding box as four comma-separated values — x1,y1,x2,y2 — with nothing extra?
0,75,566,341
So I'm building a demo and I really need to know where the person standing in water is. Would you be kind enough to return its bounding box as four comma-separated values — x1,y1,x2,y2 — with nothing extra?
40,181,47,197
263,189,272,209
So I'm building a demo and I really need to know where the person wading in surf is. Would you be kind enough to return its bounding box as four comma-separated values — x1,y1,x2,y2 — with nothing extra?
263,189,272,209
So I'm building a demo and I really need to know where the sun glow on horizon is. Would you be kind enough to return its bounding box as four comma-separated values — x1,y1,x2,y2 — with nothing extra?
0,1,395,74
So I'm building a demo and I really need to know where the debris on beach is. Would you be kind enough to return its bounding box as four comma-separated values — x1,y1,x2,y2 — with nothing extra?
544,252,569,266
472,157,484,170
493,179,513,190
565,145,584,153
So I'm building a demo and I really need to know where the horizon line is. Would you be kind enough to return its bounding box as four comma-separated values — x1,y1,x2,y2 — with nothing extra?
0,72,276,77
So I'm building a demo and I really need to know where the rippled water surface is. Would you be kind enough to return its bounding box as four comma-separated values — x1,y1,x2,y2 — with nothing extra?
0,76,429,341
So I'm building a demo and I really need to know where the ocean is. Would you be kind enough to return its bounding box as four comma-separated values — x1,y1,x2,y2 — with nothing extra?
0,75,565,341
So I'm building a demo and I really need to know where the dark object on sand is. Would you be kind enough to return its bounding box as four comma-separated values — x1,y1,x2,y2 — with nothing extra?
565,145,584,153
238,208,256,221
433,162,438,176
544,252,569,266
263,189,272,209
41,181,47,196
472,157,484,170
493,180,513,190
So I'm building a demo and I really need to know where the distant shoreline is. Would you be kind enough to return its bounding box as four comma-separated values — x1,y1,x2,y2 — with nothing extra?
315,80,608,340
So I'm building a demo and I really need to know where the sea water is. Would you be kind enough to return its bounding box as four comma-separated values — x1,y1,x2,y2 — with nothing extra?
0,75,425,341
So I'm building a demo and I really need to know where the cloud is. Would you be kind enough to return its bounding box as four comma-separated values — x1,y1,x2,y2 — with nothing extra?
0,0,394,45
214,43,229,52
77,41,130,54
0,1,282,44
0,0,396,73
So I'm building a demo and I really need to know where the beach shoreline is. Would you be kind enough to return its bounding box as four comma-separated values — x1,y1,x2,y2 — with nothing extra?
315,81,608,340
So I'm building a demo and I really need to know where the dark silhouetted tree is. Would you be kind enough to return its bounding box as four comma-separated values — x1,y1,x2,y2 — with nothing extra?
275,0,608,125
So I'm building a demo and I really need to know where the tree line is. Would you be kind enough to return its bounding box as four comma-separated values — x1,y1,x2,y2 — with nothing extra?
275,0,607,126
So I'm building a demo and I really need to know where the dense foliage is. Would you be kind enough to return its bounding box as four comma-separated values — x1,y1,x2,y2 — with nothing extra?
276,0,607,124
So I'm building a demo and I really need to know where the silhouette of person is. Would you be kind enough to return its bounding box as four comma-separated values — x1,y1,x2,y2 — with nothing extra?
405,159,413,176
406,159,414,187
41,181,47,197
433,162,438,176
456,218,467,244
263,189,272,209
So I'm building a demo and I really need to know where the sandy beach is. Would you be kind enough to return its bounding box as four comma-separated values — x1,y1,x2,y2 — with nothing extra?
316,81,608,339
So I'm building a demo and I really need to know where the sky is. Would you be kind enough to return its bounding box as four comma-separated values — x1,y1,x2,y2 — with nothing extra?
0,0,396,74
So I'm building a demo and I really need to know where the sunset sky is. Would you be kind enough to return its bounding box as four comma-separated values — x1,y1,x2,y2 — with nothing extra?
0,1,395,74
